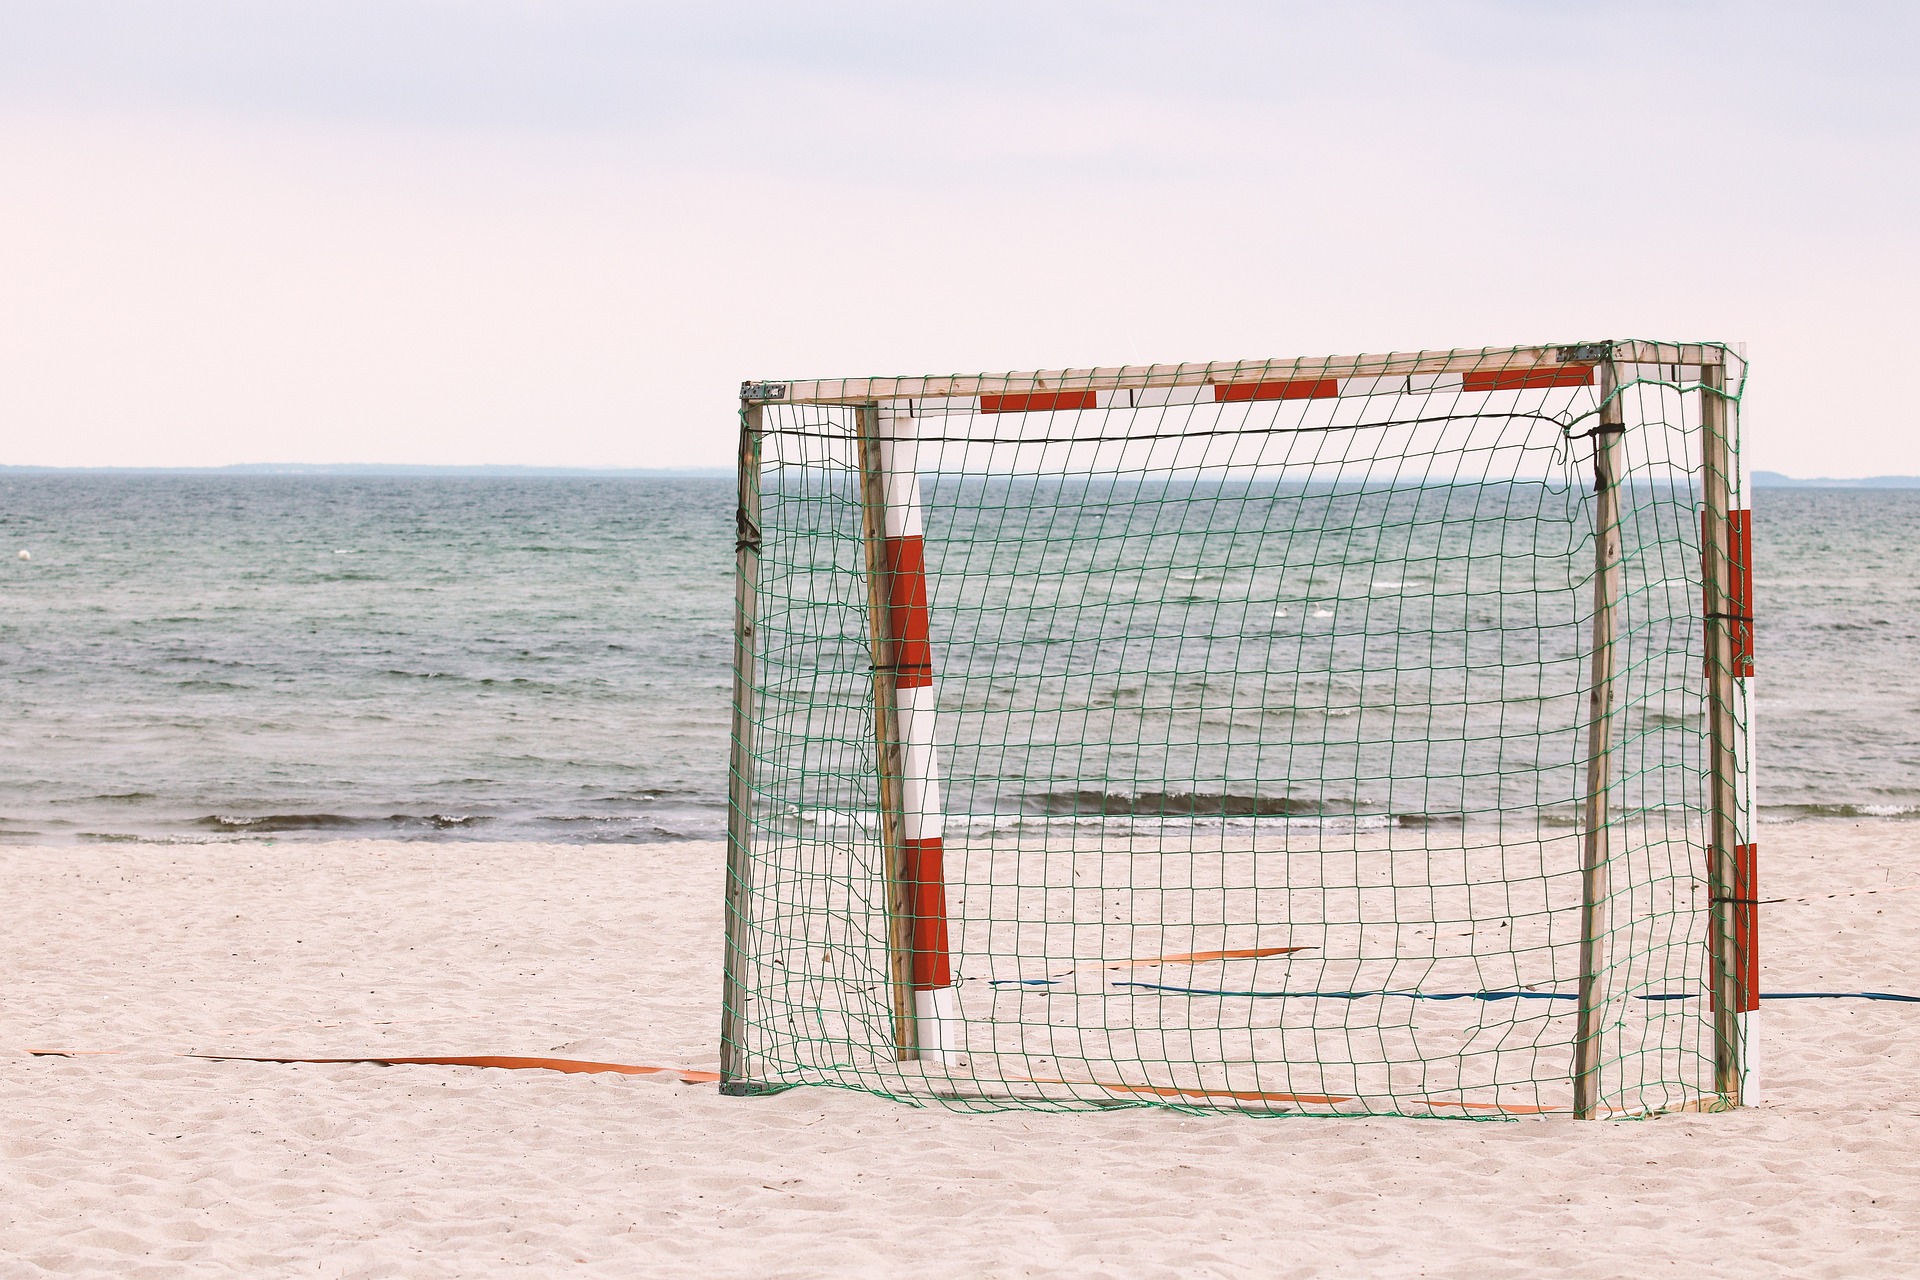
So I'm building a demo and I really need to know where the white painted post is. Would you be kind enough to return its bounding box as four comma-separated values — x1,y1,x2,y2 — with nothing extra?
1730,345,1758,1104
1701,356,1751,1107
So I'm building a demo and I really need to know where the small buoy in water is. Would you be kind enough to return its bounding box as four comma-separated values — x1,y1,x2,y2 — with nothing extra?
16,550,28,561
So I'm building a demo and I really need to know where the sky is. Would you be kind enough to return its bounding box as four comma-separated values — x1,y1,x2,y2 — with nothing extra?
1,1,1915,473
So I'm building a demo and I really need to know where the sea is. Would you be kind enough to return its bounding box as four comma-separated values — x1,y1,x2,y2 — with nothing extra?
0,475,1913,843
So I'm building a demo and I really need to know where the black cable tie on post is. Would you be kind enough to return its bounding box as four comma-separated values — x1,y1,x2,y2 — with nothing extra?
1570,423,1627,441
736,508,762,554
1710,896,1783,905
1702,612,1754,623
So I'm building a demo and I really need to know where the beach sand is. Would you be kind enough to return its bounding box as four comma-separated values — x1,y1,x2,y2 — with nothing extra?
3,825,1916,1278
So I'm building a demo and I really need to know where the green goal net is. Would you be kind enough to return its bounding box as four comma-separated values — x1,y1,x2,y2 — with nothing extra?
721,341,1754,1119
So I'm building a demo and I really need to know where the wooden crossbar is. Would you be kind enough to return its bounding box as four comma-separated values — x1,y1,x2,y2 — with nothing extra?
743,341,1727,406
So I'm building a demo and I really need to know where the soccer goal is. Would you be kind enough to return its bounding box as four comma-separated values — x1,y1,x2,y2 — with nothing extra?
720,341,1753,1119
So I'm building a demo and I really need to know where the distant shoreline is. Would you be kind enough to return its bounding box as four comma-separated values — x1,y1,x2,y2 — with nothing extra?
2,465,1915,486
1752,471,1920,488
0,464,731,478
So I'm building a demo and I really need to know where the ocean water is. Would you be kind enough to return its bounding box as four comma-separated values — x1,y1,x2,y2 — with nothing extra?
0,477,735,842
0,476,1913,842
1756,488,1920,818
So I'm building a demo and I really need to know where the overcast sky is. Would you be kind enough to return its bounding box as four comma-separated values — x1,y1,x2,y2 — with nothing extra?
2,1,1915,473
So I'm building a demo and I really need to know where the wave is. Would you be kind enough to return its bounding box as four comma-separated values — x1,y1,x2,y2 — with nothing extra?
1761,803,1920,821
961,812,1408,834
1022,790,1339,817
1004,790,1459,830
193,812,494,834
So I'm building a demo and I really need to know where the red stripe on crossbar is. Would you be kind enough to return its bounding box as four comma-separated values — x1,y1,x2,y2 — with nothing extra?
1213,378,1339,403
904,836,953,989
1461,366,1595,391
979,390,1098,414
1734,843,1759,1013
883,535,933,688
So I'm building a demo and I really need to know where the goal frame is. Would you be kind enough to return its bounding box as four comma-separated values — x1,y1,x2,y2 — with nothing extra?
721,339,1753,1117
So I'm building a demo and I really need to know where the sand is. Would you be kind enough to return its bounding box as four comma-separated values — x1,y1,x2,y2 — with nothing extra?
731,826,1714,1114
3,824,1917,1278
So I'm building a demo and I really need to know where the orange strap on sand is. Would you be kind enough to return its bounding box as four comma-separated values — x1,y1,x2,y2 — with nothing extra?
26,1049,718,1083
1023,945,1311,982
1108,946,1309,969
30,1050,1702,1114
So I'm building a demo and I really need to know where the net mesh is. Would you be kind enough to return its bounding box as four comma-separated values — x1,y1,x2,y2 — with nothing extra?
723,342,1751,1118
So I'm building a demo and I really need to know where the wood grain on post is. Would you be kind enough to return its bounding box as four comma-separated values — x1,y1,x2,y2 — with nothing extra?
1700,364,1745,1105
720,403,765,1089
1574,362,1625,1120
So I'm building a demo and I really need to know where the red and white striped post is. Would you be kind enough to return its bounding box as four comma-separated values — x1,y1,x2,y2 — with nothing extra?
878,407,961,1064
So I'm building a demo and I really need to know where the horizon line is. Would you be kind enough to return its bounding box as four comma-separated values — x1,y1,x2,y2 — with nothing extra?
5,464,1920,488
0,463,732,477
